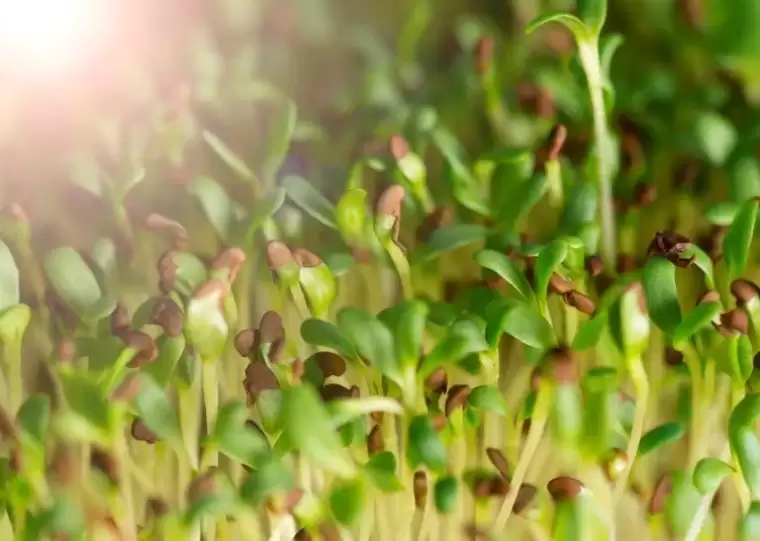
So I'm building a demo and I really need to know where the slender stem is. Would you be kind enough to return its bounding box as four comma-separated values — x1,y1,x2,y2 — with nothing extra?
202,362,220,469
684,443,732,541
385,241,414,300
3,339,22,414
613,355,649,503
116,430,137,539
491,385,553,534
578,40,616,269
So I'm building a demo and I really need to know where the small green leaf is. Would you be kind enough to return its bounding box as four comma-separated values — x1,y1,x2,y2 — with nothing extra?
143,335,186,387
474,249,533,301
420,315,489,378
434,476,458,514
578,0,607,34
0,304,31,344
328,397,403,428
378,300,428,371
730,394,760,499
740,501,760,540
427,224,488,253
467,385,507,416
695,112,737,166
169,253,208,298
203,130,255,181
693,458,733,495
364,452,402,492
240,456,293,507
724,198,759,279
263,99,297,180
728,156,760,203
44,247,103,318
281,385,356,476
185,281,229,362
246,188,286,239
0,241,19,313
494,174,550,230
17,395,50,446
329,477,366,527
189,175,242,243
37,494,86,537
525,13,590,42
535,239,568,310
673,302,721,347
337,308,399,382
132,373,181,442
705,201,739,226
300,319,357,360
282,175,338,230
638,422,686,457
485,298,554,350
59,372,111,434
407,414,447,472
682,245,715,288
209,401,269,468
572,312,607,350
642,257,682,334
335,188,368,246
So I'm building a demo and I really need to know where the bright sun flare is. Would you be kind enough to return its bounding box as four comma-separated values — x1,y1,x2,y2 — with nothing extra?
0,0,98,71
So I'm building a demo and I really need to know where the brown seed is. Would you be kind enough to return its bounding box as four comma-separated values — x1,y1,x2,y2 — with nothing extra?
517,83,555,118
546,124,568,162
146,498,169,519
9,447,23,473
633,183,657,207
489,476,510,497
367,425,384,455
389,134,410,161
211,248,246,283
320,384,353,402
318,524,340,541
111,374,142,401
562,290,596,315
474,36,494,74
49,445,77,484
430,413,448,432
414,471,428,509
235,329,258,358
119,331,158,367
698,290,721,305
291,358,305,382
602,448,628,482
313,351,346,378
0,407,17,441
732,279,760,306
376,185,406,219
514,484,538,514
131,419,159,444
547,346,577,384
293,248,322,269
187,469,218,503
473,476,493,499
424,368,448,394
463,524,489,541
259,311,285,343
110,303,131,337
548,273,572,295
649,473,672,514
445,384,472,417
617,253,638,274
293,529,312,541
146,213,188,246
719,308,749,335
486,448,510,480
91,448,119,485
585,255,604,277
266,241,295,271
268,338,286,364
151,297,184,337
648,230,694,267
547,476,583,502
664,347,684,367
244,361,280,398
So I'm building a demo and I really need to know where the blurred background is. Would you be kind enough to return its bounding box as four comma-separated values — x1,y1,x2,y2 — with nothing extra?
2,0,760,253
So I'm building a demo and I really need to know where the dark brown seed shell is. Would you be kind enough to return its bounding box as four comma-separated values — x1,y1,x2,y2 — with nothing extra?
235,329,259,358
91,448,119,485
720,308,749,335
548,273,573,295
147,498,169,518
314,351,346,378
389,134,410,161
732,279,760,306
244,361,280,398
486,448,510,480
489,476,510,496
266,241,295,271
664,347,684,367
547,476,583,502
120,331,158,367
376,185,406,218
367,425,384,455
445,384,472,417
698,290,721,305
585,255,604,277
131,419,159,444
293,248,322,269
319,384,354,403
151,297,184,337
268,338,286,364
211,248,246,283
293,529,312,541
414,471,428,509
514,484,538,514
110,303,131,337
547,346,577,384
258,311,285,343
649,473,672,514
424,368,448,394
562,290,596,315
187,469,218,503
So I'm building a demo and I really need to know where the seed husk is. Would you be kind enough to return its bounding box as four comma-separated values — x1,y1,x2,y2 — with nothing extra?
486,448,510,480
490,476,510,496
664,347,684,367
258,311,285,343
268,338,286,364
585,255,604,277
546,124,568,162
367,425,384,455
732,279,760,306
389,134,410,161
293,529,312,541
313,351,346,378
110,302,131,337
698,290,721,305
235,329,258,358
648,230,695,267
187,469,218,503
649,473,672,514
293,248,322,269
244,361,280,399
131,418,159,444
146,498,169,519
119,331,158,367
445,384,472,416
548,273,572,295
616,253,638,274
211,248,246,282
266,241,295,271
514,484,538,514
474,36,494,74
602,448,628,482
151,296,184,337
633,183,657,207
91,448,119,485
562,290,596,315
320,384,353,402
376,185,406,220
111,374,142,401
414,471,428,509
546,346,577,384
717,308,749,335
424,367,448,394
547,476,583,502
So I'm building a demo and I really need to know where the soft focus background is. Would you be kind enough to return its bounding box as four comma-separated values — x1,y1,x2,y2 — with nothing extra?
2,0,760,251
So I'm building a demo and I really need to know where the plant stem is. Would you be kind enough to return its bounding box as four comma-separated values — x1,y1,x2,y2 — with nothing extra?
386,241,414,300
490,384,553,534
202,361,220,469
3,339,22,414
116,429,137,539
684,442,732,541
578,40,616,269
613,355,649,503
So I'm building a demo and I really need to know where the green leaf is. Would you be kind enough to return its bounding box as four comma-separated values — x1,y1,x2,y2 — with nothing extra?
534,239,568,310
300,319,357,360
695,112,737,166
281,385,356,476
169,253,208,298
728,156,760,203
693,458,733,495
673,302,721,347
724,198,759,279
494,173,550,230
474,249,533,301
525,13,590,42
467,385,507,416
740,501,760,541
377,300,428,371
0,241,19,313
337,308,399,382
37,494,85,537
185,281,229,362
578,0,607,34
59,372,111,434
329,477,366,527
642,257,682,334
682,245,715,288
434,476,459,514
0,304,31,344
202,130,255,181
240,456,293,505
335,188,368,246
246,188,287,240
572,312,607,350
705,201,739,226
561,183,598,235
263,99,297,180
364,452,402,492
638,422,686,457
44,247,103,317
143,335,186,387
729,394,760,499
328,397,403,428
420,315,489,378
427,224,488,253
189,175,240,242
209,401,268,468
282,175,338,229
17,395,50,446
485,299,554,350
132,373,181,442
407,414,447,472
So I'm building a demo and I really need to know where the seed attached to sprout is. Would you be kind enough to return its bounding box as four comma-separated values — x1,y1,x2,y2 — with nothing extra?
547,476,584,502
445,384,472,416
414,471,428,509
